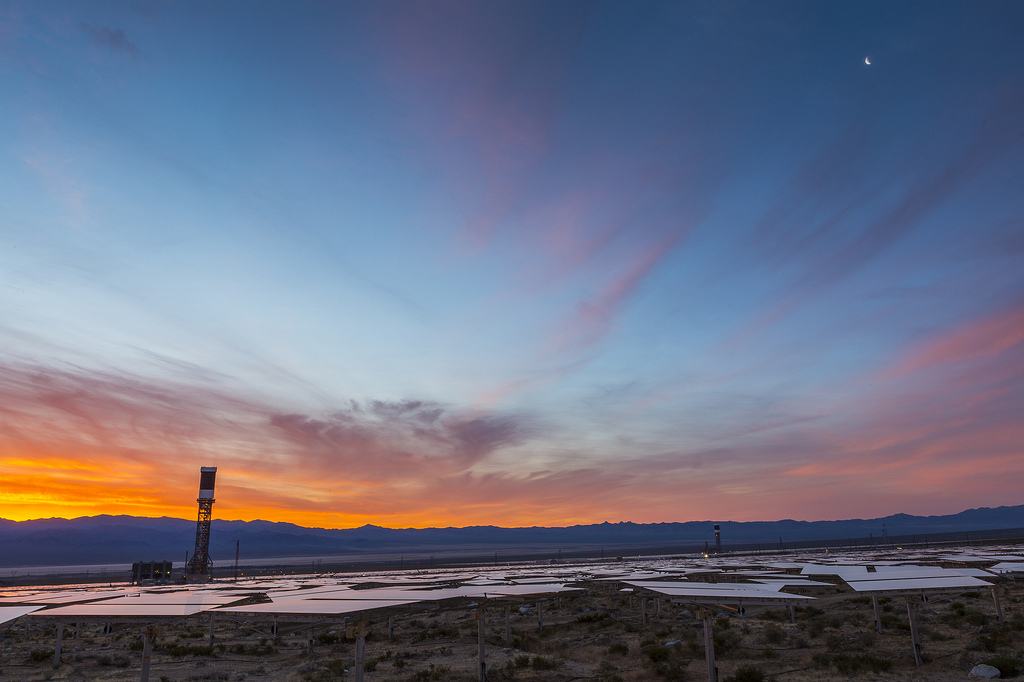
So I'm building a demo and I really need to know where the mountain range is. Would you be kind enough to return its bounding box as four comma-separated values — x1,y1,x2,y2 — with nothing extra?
1,505,1022,569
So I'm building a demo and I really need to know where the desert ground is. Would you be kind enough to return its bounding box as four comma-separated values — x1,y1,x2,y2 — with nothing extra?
1,568,1022,682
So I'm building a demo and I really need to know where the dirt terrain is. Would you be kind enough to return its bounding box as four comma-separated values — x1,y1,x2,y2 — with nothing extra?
1,577,1021,681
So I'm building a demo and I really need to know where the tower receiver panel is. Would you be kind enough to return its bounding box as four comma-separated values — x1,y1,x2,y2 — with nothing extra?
186,466,217,583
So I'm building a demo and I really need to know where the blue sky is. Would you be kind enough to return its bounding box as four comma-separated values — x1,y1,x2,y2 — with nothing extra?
1,1,1022,527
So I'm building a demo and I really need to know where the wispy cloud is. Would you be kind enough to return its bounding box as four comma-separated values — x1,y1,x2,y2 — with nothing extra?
886,301,1024,376
1,350,1021,526
548,231,684,353
80,22,139,59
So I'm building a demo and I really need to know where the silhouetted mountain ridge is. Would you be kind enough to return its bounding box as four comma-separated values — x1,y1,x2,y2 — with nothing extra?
0,505,1021,568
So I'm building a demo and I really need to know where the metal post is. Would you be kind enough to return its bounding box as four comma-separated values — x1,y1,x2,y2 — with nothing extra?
140,633,152,682
76,622,81,640
789,604,796,624
355,635,365,682
478,609,486,682
208,613,216,647
537,600,543,631
642,597,648,625
272,620,278,638
388,615,394,642
656,597,661,614
872,594,882,634
505,605,511,646
54,622,64,667
991,586,1005,627
703,613,717,682
906,601,923,667
307,631,314,656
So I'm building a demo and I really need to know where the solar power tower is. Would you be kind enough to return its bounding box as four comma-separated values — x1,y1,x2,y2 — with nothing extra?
186,467,217,583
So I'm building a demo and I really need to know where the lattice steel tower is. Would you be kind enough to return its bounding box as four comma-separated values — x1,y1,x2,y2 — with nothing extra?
186,466,217,583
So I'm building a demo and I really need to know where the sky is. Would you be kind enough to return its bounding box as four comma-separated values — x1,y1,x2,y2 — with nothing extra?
1,1,1023,529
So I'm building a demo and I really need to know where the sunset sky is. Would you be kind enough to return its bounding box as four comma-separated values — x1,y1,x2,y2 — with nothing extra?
1,1,1023,528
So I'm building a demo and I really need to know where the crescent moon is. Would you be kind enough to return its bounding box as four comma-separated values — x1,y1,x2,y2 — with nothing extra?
865,57,871,65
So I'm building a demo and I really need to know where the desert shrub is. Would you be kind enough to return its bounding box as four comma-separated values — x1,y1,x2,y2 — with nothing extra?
977,627,1015,652
826,635,846,652
29,649,53,662
825,613,848,628
419,625,459,641
411,663,452,680
713,629,742,655
761,623,786,645
811,653,831,666
531,655,558,670
964,610,989,626
803,618,824,638
651,660,689,679
644,644,670,662
759,609,787,622
853,630,876,648
984,656,1022,678
322,659,346,675
940,602,988,627
578,611,612,624
161,644,215,657
813,653,892,674
762,647,776,659
724,666,766,682
686,636,702,655
715,617,731,629
881,612,908,630
607,643,629,656
836,654,892,674
315,632,340,645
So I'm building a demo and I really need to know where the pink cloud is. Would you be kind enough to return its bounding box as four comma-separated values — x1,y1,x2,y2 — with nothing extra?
547,231,684,354
887,301,1024,376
